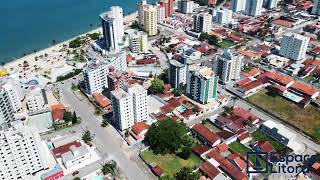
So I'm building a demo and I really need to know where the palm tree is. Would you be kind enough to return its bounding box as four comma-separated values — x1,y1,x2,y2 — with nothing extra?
101,160,119,176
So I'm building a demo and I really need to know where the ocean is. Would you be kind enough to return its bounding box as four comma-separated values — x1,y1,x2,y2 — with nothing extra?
0,0,157,63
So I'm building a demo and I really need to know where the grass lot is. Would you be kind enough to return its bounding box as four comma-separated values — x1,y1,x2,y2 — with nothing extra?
219,39,236,49
229,141,266,168
252,129,289,153
304,76,316,82
141,150,203,175
248,90,320,143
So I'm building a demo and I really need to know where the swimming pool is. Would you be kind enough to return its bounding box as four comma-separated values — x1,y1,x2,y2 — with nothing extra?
177,106,187,113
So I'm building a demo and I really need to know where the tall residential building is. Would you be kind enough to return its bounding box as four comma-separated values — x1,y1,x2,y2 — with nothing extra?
312,0,320,15
83,50,127,95
186,66,218,104
100,6,124,51
199,0,216,6
231,0,246,12
263,0,278,9
156,3,166,22
0,121,46,179
214,49,243,84
111,89,134,131
144,5,158,36
215,8,233,25
129,31,148,53
124,84,148,122
1,80,23,113
107,69,128,92
178,0,194,14
279,33,310,61
245,0,263,17
26,87,47,113
138,0,148,25
169,60,187,88
0,89,15,125
161,0,174,17
193,13,212,33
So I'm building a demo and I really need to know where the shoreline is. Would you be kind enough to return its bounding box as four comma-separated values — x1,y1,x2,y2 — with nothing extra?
3,11,138,68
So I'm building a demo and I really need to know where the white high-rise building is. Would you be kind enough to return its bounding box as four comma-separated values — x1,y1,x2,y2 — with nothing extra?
129,31,148,53
0,121,46,180
279,33,310,61
193,12,212,33
111,89,134,131
231,0,246,12
169,60,187,88
124,84,148,122
1,80,23,113
26,87,47,113
144,5,158,36
215,8,233,25
0,88,15,125
264,0,278,9
214,49,243,84
156,3,166,22
138,0,148,25
100,6,124,51
178,0,194,14
245,0,263,17
312,0,320,15
83,50,127,95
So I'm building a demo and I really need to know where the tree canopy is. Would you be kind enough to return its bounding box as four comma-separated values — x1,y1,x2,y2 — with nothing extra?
82,130,93,144
144,119,188,154
199,33,219,46
148,78,165,94
174,168,201,180
101,160,119,176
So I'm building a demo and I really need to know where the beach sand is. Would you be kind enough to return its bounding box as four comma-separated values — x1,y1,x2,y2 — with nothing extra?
4,12,138,86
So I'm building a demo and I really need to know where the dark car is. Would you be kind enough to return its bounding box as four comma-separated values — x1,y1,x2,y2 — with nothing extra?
72,171,79,176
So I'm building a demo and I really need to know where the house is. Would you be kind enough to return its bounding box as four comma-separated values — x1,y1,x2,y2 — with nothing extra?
151,165,165,177
131,122,150,137
227,153,247,173
266,71,294,88
51,104,65,122
93,93,112,112
289,81,320,99
260,120,296,146
237,129,252,144
311,162,320,180
199,161,227,180
253,141,276,153
40,164,64,180
191,124,221,147
192,145,211,157
238,80,267,96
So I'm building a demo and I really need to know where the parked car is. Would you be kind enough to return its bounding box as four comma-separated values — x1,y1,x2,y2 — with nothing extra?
72,171,79,176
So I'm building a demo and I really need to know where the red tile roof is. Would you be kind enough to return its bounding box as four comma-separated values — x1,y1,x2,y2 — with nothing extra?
160,104,175,114
219,158,248,180
181,109,193,118
192,145,211,156
227,33,244,42
191,124,221,145
237,131,251,142
273,19,293,28
233,107,258,122
227,153,247,172
151,165,165,177
167,98,181,108
132,122,150,135
216,130,236,140
291,81,319,96
216,143,229,152
52,141,81,158
51,104,65,121
239,80,264,93
239,50,260,58
246,68,264,77
237,78,252,87
93,93,112,108
273,84,287,92
199,161,221,179
254,141,276,153
266,71,294,85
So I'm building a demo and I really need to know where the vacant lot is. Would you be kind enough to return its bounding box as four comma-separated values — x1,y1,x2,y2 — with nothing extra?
141,150,203,175
219,39,235,49
248,90,320,143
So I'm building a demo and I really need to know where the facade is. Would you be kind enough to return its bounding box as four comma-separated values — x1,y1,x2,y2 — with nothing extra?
156,3,166,22
168,60,187,88
312,0,320,15
0,89,15,125
100,6,124,51
26,87,47,113
187,66,218,104
161,0,174,17
245,0,263,17
279,33,310,61
129,31,148,53
214,49,243,84
83,50,127,95
144,5,158,36
231,0,246,12
124,84,149,122
215,8,233,25
111,89,134,131
61,145,91,168
178,0,194,14
2,80,23,113
193,13,212,33
107,69,128,92
138,0,148,25
0,121,46,180
264,0,278,9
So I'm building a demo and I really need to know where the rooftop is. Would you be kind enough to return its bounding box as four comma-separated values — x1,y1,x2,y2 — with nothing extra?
111,88,131,100
191,124,221,145
52,140,82,158
132,122,150,135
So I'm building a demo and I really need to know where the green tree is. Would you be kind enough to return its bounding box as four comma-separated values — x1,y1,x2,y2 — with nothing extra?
82,130,93,144
148,78,165,94
73,177,81,180
215,0,225,6
101,160,119,176
177,146,191,160
158,69,169,83
144,119,188,154
63,111,73,122
69,37,82,48
72,111,78,124
160,175,175,180
174,168,201,180
199,33,219,46
87,33,100,40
